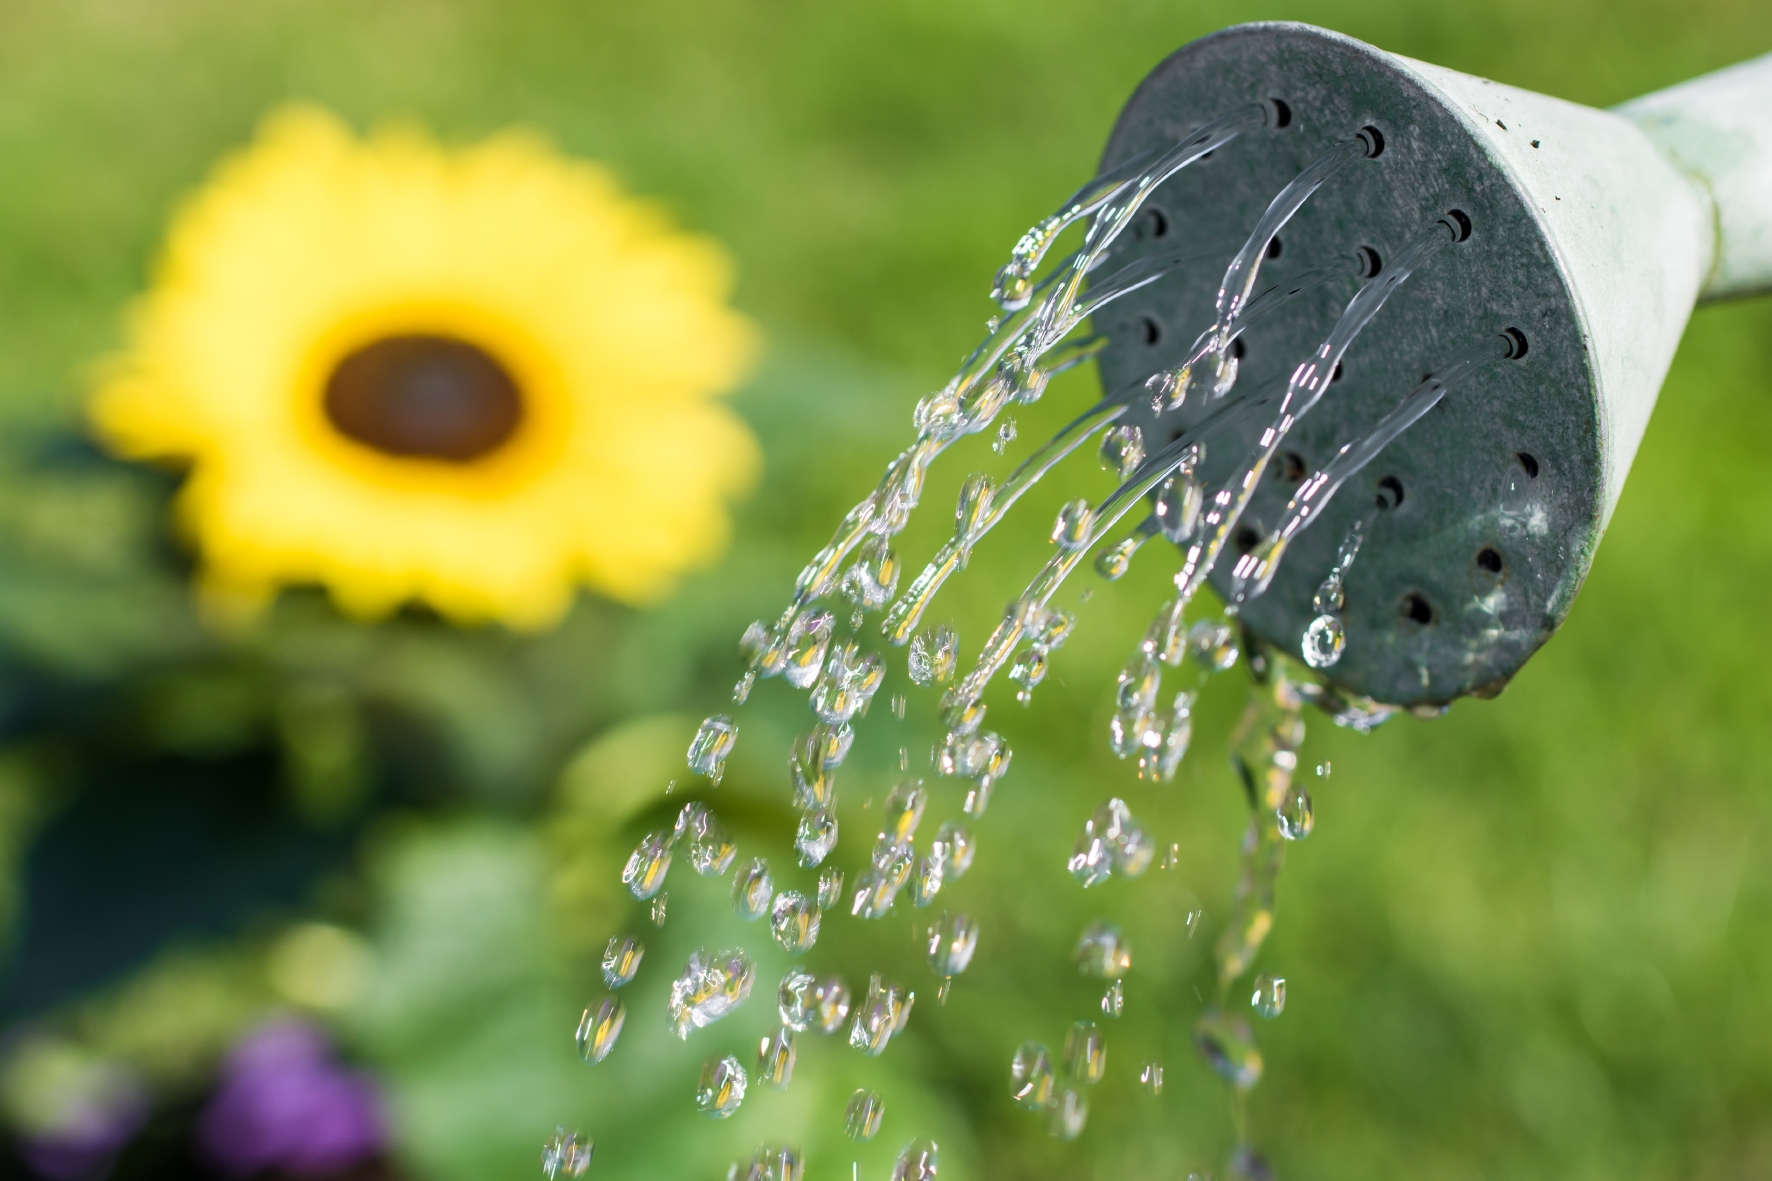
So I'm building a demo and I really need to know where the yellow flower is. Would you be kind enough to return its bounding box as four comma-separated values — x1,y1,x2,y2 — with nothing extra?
90,104,759,628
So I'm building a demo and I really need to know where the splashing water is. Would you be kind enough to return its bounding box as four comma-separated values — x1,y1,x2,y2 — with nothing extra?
845,1090,886,1142
541,1128,592,1178
576,998,625,1064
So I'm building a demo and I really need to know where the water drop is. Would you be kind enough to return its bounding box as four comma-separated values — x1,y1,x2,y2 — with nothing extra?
890,1139,938,1181
1155,690,1197,780
575,997,625,1063
1007,645,1048,704
778,969,816,1031
1099,423,1145,479
1048,1087,1088,1140
814,642,886,724
1068,798,1155,887
1139,1061,1164,1095
732,858,774,920
933,820,975,878
1063,1020,1106,1085
851,838,914,918
849,974,912,1056
1317,761,1332,778
795,808,839,868
696,1054,749,1118
770,891,821,955
651,893,668,926
1187,618,1240,672
743,1144,804,1181
1094,535,1139,580
541,1127,593,1178
1252,973,1287,1019
733,670,756,704
622,831,672,900
891,693,907,719
926,912,978,978
844,1089,885,1142
1010,1042,1055,1109
1186,909,1204,938
1154,470,1205,542
602,935,643,988
783,611,836,690
756,1025,797,1088
845,535,902,611
1301,614,1346,669
882,780,927,843
993,418,1018,455
910,850,944,908
667,947,756,1039
1051,499,1094,550
954,474,995,560
908,624,959,686
816,866,845,911
813,976,852,1033
1074,920,1131,979
1101,980,1124,1018
1160,843,1181,871
688,715,739,785
1277,784,1314,840
1193,1007,1263,1089
675,803,738,876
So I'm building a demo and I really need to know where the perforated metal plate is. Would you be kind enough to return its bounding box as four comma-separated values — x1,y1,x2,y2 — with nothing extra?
1093,23,1600,706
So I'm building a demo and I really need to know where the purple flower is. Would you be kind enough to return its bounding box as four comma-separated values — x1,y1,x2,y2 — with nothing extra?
198,1019,386,1178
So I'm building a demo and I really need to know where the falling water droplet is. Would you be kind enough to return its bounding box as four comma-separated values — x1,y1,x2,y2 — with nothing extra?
1277,784,1314,840
602,935,643,988
908,624,959,686
1101,980,1124,1018
1051,499,1094,550
743,1144,804,1181
1074,920,1132,978
575,997,625,1063
1252,973,1287,1019
1187,619,1240,672
1317,761,1332,778
696,1054,749,1118
668,948,756,1039
926,912,979,979
993,418,1018,455
733,671,756,704
779,969,817,1032
770,892,821,955
756,1025,797,1088
1139,1061,1164,1095
910,849,945,908
816,867,845,911
1160,843,1181,871
891,693,907,719
1154,469,1205,542
1186,909,1204,938
651,893,669,926
783,611,837,690
1010,1042,1055,1109
844,1089,886,1141
675,803,738,876
1094,535,1140,580
1063,1020,1106,1085
1156,690,1197,780
890,1139,938,1181
849,974,912,1056
621,831,672,900
851,838,915,919
1099,423,1146,480
813,976,852,1034
732,858,774,920
541,1128,593,1178
795,808,839,868
933,820,975,878
882,780,928,843
814,642,886,724
688,715,739,784
1068,798,1155,886
1193,1008,1263,1089
845,535,902,611
1048,1087,1088,1140
1301,614,1346,669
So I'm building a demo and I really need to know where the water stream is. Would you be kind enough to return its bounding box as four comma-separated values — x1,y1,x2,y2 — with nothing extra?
546,101,1503,1181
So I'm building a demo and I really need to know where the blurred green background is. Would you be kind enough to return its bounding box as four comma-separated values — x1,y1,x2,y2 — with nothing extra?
0,2,1767,1180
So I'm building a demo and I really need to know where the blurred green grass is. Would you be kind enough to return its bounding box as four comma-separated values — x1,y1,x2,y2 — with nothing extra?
0,1,1768,1180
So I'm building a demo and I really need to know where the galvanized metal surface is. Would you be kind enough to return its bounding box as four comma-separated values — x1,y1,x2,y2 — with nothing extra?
1093,21,1715,705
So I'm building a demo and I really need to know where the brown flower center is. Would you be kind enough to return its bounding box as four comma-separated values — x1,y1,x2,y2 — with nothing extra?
324,334,523,462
